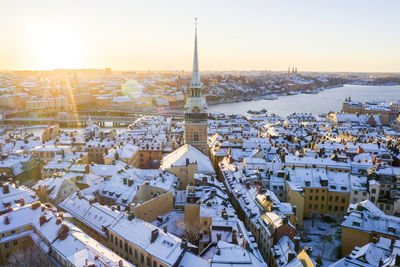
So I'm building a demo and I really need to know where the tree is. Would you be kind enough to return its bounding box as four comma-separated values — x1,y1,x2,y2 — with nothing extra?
177,218,202,246
8,243,49,267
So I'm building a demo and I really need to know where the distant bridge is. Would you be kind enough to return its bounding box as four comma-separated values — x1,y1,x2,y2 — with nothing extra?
2,113,184,127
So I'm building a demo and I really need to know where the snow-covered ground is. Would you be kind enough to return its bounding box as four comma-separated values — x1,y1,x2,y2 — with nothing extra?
299,218,342,266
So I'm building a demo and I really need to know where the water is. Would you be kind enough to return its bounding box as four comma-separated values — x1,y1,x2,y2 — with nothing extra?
208,84,400,117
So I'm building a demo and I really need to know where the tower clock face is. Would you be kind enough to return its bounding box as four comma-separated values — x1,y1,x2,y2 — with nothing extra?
193,106,200,112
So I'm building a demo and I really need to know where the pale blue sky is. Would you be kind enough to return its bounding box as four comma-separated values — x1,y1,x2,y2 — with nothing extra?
0,0,399,72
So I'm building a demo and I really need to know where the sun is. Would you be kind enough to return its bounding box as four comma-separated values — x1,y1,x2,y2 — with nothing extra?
30,25,83,70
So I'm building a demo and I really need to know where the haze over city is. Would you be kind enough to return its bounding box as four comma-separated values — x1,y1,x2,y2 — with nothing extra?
0,0,400,72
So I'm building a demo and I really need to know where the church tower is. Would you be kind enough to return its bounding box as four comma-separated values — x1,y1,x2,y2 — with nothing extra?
184,18,208,154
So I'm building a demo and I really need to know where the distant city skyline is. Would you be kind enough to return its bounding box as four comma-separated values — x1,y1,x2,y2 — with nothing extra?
0,0,399,72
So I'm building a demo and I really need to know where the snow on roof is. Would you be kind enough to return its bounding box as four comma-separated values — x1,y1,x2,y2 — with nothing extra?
0,204,132,267
109,215,185,266
211,241,267,266
342,200,400,236
161,144,215,174
0,183,38,213
179,251,210,267
59,193,120,236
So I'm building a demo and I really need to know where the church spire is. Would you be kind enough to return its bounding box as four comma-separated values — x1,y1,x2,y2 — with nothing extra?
191,18,201,88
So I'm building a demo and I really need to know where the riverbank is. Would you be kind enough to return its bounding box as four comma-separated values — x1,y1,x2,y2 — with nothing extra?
208,84,400,117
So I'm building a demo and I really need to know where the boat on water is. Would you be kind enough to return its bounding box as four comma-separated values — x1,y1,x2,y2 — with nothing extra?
247,108,267,115
262,94,278,100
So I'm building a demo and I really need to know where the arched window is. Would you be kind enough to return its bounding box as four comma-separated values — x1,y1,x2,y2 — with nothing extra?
194,132,199,141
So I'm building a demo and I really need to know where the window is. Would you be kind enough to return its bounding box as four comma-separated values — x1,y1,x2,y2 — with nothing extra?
315,196,319,201
11,230,15,235
194,132,199,141
13,240,18,245
147,256,151,266
129,246,132,255
372,189,376,194
309,196,313,201
334,206,338,212
141,253,144,264
309,204,312,209
5,242,9,248
329,196,333,201
354,191,358,195
321,196,325,201
328,205,332,211
153,260,157,267
341,197,346,203
119,239,122,249
135,249,138,259
5,253,9,259
111,235,114,243
314,204,318,209
115,237,118,246
321,205,324,210
22,237,27,243
310,189,313,193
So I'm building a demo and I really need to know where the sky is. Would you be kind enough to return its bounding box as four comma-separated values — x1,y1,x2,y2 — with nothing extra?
0,0,399,72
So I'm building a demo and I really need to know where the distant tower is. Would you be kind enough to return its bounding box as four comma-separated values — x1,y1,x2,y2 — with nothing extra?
288,67,290,77
295,67,297,75
184,18,208,154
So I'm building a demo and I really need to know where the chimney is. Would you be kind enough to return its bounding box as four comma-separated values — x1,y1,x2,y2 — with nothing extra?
150,229,159,243
181,239,188,249
283,216,288,225
231,229,238,244
305,246,312,257
379,258,384,266
163,225,167,234
4,216,10,225
395,254,400,266
31,201,41,210
3,184,10,194
217,234,222,241
294,235,301,253
123,177,127,185
186,158,190,166
39,215,47,226
85,164,90,174
128,179,134,187
20,198,25,206
288,252,296,263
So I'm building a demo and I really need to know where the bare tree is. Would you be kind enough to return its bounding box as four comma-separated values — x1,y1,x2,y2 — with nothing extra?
177,218,202,245
8,243,50,267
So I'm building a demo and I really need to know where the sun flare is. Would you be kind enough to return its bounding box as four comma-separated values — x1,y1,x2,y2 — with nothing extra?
30,25,82,70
